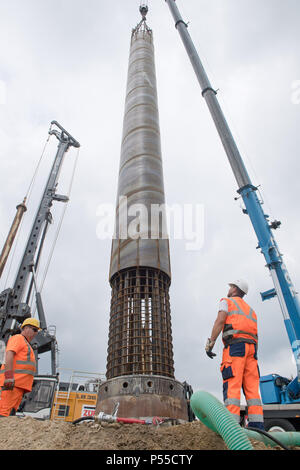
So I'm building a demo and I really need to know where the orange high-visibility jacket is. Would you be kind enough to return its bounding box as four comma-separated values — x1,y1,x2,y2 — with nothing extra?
0,334,36,392
221,296,258,346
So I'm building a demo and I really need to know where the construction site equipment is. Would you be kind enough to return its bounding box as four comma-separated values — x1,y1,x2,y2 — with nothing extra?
97,4,191,422
0,121,83,420
16,375,58,420
0,120,79,374
18,370,104,421
51,389,98,422
165,0,300,427
74,412,165,426
73,399,173,426
50,370,101,422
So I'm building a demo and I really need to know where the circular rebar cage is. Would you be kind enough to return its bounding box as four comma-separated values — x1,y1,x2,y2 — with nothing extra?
106,267,174,379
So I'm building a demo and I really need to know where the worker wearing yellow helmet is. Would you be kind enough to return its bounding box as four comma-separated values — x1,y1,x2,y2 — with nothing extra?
0,317,41,417
205,280,265,430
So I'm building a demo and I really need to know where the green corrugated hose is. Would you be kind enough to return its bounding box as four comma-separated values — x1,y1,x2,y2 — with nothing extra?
244,428,300,449
190,390,300,450
190,390,253,450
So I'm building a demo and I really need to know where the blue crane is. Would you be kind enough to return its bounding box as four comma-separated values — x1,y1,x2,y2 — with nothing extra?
165,0,300,405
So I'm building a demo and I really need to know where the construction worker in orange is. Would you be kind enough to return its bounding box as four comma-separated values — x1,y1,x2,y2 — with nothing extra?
0,318,40,417
205,280,264,430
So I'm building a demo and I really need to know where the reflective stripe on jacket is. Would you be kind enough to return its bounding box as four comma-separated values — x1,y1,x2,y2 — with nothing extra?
0,334,36,392
221,297,258,346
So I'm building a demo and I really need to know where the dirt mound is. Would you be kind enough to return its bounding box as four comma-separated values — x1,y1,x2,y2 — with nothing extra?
0,417,279,451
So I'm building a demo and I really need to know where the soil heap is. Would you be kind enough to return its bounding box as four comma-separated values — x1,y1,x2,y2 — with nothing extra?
0,417,287,451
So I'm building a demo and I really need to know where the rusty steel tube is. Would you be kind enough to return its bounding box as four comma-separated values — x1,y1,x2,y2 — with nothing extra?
0,198,27,278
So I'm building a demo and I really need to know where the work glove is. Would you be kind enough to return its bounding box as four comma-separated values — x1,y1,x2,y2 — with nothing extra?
205,338,216,359
3,370,15,390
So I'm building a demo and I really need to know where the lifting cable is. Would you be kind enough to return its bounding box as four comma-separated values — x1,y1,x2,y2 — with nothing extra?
2,134,51,290
31,146,80,309
26,133,51,202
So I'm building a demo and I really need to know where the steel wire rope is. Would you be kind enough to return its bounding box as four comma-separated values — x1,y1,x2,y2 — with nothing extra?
25,133,51,202
2,134,51,291
31,146,80,313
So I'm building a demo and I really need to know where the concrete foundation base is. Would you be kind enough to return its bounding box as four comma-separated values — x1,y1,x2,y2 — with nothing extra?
96,375,189,421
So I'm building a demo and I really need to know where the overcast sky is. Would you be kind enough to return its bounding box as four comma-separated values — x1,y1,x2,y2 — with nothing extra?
0,0,299,403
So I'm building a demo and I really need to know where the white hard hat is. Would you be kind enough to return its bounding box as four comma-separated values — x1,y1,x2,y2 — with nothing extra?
229,279,249,295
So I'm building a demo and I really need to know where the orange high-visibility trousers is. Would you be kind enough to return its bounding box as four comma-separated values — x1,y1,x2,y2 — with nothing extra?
220,342,264,429
0,387,24,417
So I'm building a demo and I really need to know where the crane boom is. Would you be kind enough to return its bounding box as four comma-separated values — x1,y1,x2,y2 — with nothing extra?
165,0,300,385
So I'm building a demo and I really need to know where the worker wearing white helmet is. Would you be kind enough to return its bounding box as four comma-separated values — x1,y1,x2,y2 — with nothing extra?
0,318,40,417
205,280,264,430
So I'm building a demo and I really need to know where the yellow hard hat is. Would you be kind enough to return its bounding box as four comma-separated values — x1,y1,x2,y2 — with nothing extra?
21,318,41,330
